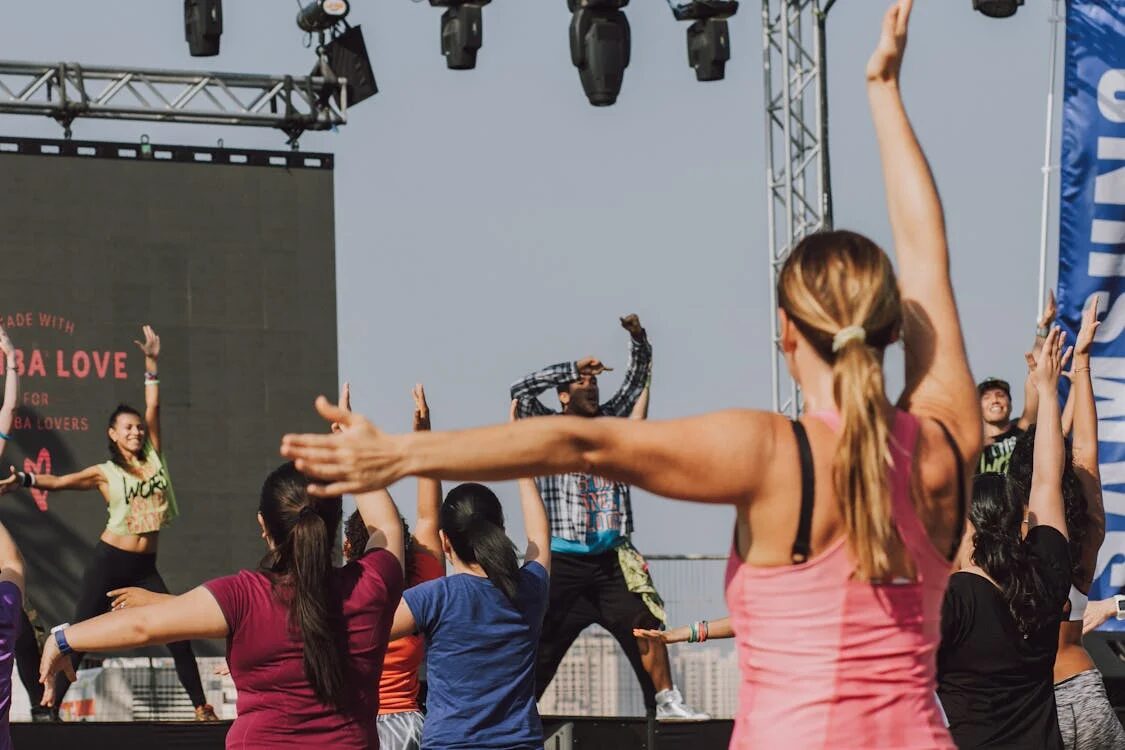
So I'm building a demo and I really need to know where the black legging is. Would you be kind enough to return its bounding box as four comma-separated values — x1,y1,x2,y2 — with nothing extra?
52,541,206,709
15,606,44,709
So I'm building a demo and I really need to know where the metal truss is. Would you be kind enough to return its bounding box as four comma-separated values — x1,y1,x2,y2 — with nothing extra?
0,61,348,146
762,0,835,416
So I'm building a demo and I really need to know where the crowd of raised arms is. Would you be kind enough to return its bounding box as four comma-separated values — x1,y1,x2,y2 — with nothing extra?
0,2,1117,750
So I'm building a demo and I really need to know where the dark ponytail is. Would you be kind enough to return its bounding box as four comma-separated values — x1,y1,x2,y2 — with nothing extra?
970,473,1060,638
441,483,520,603
259,463,349,709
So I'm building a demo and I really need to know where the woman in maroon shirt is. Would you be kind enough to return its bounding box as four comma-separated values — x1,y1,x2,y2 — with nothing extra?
37,459,405,749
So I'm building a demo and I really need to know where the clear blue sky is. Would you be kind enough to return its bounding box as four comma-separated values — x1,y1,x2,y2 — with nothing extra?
0,1,1059,553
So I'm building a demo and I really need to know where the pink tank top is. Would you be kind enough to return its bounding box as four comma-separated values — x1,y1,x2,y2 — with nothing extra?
724,410,956,749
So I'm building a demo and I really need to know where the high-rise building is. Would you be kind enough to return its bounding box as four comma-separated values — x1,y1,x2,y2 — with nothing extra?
538,629,622,716
671,645,740,719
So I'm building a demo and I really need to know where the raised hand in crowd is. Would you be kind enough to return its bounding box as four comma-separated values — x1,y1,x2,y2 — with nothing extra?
0,325,18,446
620,313,647,342
634,617,733,645
413,384,430,432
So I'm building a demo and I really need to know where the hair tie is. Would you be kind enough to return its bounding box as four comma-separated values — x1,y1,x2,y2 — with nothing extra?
298,505,317,519
832,325,866,353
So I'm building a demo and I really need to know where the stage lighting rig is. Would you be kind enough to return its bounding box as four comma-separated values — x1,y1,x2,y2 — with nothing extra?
430,1,492,70
569,0,631,107
972,0,1023,18
668,0,738,82
298,0,351,33
184,0,222,57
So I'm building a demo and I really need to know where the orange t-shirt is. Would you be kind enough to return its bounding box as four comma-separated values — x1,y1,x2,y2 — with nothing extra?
378,549,445,714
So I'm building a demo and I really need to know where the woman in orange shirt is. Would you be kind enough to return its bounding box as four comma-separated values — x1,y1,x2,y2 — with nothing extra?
342,384,443,750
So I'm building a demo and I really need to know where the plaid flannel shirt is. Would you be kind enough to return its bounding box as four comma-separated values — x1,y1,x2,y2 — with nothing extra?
510,337,652,543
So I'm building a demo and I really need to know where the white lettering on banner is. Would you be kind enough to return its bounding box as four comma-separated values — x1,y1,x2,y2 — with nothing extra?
1105,491,1125,518
1094,219,1125,246
1093,375,1125,419
1100,68,1125,122
1097,138,1125,205
1101,461,1125,486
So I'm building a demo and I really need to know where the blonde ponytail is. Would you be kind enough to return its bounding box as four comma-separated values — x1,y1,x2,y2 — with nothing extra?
777,230,904,581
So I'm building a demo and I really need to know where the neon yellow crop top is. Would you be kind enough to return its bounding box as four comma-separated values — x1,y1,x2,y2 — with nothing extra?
98,441,179,535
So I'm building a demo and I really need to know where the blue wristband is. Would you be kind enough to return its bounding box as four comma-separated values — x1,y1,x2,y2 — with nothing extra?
51,625,73,656
0,431,11,441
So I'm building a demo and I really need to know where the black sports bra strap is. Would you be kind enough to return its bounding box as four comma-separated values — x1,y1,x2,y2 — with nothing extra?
935,421,967,560
790,420,815,564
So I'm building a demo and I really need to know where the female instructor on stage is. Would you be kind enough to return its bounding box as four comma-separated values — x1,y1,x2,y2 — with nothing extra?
1,325,215,721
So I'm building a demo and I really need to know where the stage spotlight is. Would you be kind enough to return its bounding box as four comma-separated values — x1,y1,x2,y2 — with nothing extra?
569,0,631,107
298,0,351,33
687,20,730,82
972,0,1023,18
669,0,737,81
430,1,491,70
184,0,222,57
317,25,378,106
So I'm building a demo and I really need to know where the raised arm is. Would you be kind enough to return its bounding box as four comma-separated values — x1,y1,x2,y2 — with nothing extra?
868,1,978,460
1027,328,1069,538
601,315,652,417
335,383,405,572
0,326,17,445
39,586,227,705
134,326,161,453
510,400,550,572
630,384,650,420
1023,294,1058,432
412,384,442,562
510,362,573,419
0,465,105,496
1069,298,1104,582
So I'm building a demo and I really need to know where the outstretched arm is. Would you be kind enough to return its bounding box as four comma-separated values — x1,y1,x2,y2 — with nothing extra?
0,327,17,445
868,0,978,463
634,616,733,645
0,465,105,495
1026,328,1070,538
134,326,161,454
1069,299,1104,584
282,398,776,506
601,315,652,417
40,586,227,705
412,384,442,562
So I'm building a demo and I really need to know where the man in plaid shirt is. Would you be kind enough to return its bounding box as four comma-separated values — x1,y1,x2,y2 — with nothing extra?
511,314,707,721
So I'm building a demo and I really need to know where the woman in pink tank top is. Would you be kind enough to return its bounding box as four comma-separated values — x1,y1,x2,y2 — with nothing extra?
281,2,980,747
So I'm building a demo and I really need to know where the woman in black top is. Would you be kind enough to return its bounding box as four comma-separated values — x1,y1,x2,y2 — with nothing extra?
937,327,1073,750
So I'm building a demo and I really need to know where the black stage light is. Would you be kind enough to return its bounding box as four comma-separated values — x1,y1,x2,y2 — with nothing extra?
687,19,730,82
972,0,1023,18
298,0,351,33
669,0,737,81
430,1,491,70
184,0,222,57
569,0,631,107
319,24,378,105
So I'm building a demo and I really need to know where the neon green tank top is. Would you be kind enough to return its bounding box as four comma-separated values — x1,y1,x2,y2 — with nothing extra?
98,441,179,535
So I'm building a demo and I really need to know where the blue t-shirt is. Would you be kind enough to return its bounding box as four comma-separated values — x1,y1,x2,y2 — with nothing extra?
0,582,20,750
403,562,549,750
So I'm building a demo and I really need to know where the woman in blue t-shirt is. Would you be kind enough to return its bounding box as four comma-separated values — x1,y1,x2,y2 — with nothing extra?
388,407,550,750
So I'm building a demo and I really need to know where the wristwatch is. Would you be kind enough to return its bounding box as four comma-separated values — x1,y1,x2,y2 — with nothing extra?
1115,595,1125,621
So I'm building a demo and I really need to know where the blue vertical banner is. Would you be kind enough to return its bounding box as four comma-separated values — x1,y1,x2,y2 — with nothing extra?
1057,0,1125,627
